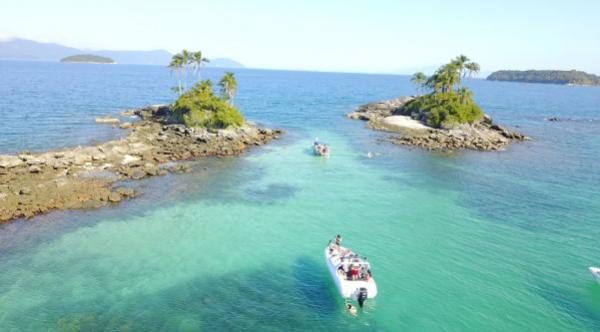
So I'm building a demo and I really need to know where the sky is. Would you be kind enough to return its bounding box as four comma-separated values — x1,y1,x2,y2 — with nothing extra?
1,0,599,74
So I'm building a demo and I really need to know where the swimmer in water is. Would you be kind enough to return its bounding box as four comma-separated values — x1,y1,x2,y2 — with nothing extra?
346,303,357,316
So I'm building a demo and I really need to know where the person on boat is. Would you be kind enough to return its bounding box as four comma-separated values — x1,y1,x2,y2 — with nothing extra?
335,234,342,246
346,303,357,316
351,264,360,280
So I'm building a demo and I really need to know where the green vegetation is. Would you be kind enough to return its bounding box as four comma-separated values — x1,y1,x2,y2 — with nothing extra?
168,50,210,95
168,50,243,129
218,72,237,105
487,70,600,86
406,55,483,128
60,54,114,64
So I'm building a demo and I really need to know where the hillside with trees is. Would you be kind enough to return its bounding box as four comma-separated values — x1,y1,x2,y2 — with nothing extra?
487,70,600,86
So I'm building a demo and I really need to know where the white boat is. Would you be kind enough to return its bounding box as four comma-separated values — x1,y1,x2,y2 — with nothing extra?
324,242,377,307
589,267,600,284
313,143,330,157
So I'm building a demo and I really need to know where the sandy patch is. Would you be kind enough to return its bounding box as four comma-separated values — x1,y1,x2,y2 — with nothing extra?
382,116,429,130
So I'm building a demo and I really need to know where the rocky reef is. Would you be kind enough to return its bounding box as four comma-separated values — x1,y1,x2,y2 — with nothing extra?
0,105,282,223
347,97,528,151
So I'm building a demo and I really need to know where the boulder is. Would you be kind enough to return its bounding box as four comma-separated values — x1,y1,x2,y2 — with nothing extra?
131,169,146,180
143,163,159,176
108,192,122,203
95,116,120,124
24,156,45,165
28,165,42,173
74,154,92,165
116,187,135,198
121,154,141,165
0,155,24,168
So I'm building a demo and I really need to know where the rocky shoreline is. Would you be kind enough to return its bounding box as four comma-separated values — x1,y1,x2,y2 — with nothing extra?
0,105,283,223
347,97,528,151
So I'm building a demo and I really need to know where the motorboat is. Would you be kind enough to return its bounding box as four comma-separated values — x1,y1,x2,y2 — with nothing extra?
313,142,330,157
589,267,600,284
324,240,377,307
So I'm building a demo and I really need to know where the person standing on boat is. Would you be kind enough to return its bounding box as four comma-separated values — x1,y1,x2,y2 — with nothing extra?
351,264,360,280
335,234,342,246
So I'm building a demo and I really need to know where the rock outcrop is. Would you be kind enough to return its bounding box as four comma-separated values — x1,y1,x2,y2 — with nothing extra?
0,105,283,223
347,97,528,151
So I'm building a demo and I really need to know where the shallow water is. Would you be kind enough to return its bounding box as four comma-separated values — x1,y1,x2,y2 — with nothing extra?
1,61,600,331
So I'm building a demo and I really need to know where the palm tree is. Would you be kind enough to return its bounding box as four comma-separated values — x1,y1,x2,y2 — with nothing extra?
168,54,184,95
218,72,237,104
180,49,192,91
410,72,427,95
431,63,460,93
192,51,210,81
457,87,473,104
465,62,480,78
194,80,213,95
453,54,470,78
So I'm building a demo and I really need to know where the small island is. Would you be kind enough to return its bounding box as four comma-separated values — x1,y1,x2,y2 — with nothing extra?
60,54,115,64
487,70,600,86
348,55,527,151
0,49,282,223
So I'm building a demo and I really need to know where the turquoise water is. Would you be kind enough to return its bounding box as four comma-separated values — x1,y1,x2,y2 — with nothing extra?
1,61,600,331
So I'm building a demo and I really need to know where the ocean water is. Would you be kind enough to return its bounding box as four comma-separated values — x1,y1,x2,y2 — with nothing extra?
1,60,600,331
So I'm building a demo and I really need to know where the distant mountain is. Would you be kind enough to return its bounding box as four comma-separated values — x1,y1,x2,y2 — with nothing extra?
487,70,600,86
206,58,245,69
60,54,115,64
92,50,171,65
0,38,171,65
0,38,80,61
0,38,244,67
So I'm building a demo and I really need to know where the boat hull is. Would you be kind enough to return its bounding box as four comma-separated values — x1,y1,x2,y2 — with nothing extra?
590,267,600,284
324,247,377,301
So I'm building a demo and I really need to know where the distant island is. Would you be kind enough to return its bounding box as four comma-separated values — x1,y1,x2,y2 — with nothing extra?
487,70,600,86
0,38,246,67
60,54,115,64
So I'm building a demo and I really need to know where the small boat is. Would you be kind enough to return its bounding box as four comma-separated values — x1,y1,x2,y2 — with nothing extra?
589,267,600,284
313,143,330,156
324,240,377,307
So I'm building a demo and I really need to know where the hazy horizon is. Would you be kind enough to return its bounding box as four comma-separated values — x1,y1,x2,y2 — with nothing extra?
1,0,599,75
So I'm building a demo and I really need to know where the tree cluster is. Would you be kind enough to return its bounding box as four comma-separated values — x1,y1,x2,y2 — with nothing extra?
407,55,483,128
168,50,242,129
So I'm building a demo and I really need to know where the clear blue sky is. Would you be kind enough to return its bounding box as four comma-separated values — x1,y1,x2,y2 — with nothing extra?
1,0,599,74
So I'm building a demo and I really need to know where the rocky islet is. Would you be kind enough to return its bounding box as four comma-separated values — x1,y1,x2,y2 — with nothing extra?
0,105,283,223
347,97,528,151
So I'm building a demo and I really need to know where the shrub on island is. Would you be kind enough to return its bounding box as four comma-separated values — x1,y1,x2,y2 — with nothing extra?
167,49,243,129
171,80,244,129
406,55,483,128
403,90,483,128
